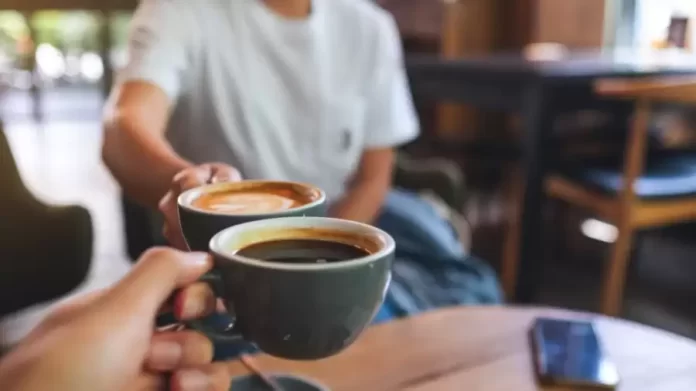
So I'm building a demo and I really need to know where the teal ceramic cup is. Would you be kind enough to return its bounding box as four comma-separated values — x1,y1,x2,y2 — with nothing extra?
177,180,327,252
190,216,395,360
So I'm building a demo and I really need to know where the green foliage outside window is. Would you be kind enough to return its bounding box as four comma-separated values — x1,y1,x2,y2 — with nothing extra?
0,10,132,56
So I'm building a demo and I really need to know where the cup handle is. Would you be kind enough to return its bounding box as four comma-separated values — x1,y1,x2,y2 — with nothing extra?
185,271,245,343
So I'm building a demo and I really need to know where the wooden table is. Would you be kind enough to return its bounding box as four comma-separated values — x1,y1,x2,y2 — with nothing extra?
406,50,696,303
227,307,696,390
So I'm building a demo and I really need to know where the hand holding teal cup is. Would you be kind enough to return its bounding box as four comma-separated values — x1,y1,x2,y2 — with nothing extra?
176,181,393,360
174,180,327,359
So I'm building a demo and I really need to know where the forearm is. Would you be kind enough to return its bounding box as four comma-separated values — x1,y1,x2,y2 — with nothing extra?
329,184,388,224
329,179,390,224
330,147,395,223
102,113,191,208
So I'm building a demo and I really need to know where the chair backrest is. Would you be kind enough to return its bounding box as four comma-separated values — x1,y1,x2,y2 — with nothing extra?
594,77,696,203
0,121,92,317
378,0,444,46
0,122,37,206
121,195,160,262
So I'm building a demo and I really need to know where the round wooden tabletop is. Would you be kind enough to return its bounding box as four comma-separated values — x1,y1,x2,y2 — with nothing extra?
226,307,696,390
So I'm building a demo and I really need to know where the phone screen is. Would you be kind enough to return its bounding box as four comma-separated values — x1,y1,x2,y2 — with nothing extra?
531,318,619,389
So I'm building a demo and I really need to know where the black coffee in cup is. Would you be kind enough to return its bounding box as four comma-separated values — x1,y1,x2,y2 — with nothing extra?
236,238,371,264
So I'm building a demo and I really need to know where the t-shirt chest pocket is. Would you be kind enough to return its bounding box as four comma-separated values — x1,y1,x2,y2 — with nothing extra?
316,98,367,171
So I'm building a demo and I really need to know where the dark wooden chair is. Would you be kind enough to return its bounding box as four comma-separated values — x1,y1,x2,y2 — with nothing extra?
0,121,92,318
504,77,696,315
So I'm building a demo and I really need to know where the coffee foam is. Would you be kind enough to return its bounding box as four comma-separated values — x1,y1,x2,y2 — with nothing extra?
201,192,299,215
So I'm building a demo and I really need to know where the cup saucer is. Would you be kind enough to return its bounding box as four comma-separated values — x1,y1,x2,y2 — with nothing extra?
230,373,330,391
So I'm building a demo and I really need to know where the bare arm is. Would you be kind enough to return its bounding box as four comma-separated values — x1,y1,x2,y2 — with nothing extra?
102,81,192,207
329,148,394,223
102,0,198,207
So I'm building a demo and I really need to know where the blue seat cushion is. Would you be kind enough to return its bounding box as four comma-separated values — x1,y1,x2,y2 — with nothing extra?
555,151,696,199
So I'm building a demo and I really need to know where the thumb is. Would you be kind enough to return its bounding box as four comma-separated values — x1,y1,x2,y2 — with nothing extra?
159,191,189,250
209,164,242,183
102,248,212,318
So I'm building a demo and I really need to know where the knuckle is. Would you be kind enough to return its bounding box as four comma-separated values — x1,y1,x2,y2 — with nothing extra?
157,195,170,213
220,164,238,174
172,169,198,190
141,246,179,266
172,168,191,184
184,331,214,356
181,283,207,303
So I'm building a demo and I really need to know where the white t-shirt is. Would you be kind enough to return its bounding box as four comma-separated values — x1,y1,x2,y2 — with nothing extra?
120,0,419,201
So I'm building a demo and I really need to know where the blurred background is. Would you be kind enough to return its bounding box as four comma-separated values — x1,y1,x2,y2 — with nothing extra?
2,0,696,344
1,1,694,122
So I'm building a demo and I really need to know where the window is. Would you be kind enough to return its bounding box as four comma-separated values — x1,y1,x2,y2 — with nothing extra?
635,0,696,49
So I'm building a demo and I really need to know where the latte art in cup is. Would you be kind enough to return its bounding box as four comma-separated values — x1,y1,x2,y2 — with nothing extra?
189,183,322,216
196,192,301,214
178,180,326,251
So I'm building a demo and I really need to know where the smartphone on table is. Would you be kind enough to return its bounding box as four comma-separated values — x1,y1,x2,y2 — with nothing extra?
530,317,620,390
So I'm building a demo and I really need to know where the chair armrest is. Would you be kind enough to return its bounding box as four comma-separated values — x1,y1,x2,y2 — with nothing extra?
394,153,466,209
595,77,696,104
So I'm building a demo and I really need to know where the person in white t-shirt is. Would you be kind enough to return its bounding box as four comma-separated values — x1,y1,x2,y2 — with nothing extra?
102,0,502,360
101,0,419,355
103,0,417,219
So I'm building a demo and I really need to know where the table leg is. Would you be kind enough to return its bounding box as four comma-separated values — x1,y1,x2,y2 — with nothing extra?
515,84,554,303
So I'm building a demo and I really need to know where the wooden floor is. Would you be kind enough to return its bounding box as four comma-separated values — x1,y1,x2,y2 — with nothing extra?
4,86,696,341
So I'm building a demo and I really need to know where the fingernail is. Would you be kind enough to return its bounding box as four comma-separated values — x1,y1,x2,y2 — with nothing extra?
183,252,211,268
176,369,210,391
211,175,230,184
148,340,182,370
174,286,209,319
176,292,201,319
